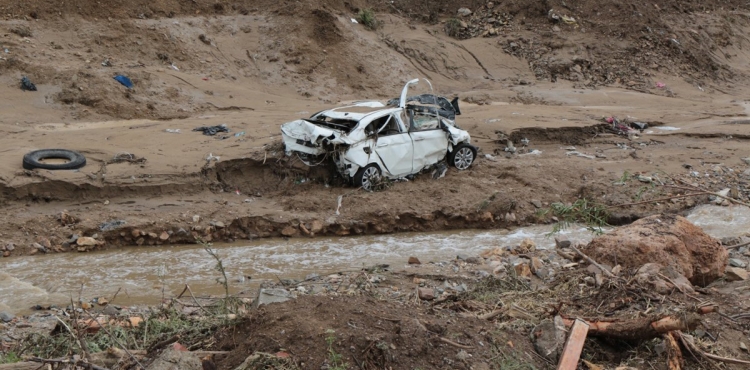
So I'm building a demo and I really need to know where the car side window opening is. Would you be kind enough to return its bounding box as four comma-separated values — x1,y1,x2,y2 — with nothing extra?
366,115,402,136
408,110,441,131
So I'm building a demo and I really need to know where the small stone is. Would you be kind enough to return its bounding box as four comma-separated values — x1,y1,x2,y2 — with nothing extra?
97,297,109,306
212,221,225,229
31,242,47,253
408,256,421,265
0,312,14,322
418,287,435,301
2,251,9,257
310,220,324,233
611,264,622,275
583,276,596,285
80,302,92,310
726,267,749,281
729,258,747,268
457,8,472,16
254,288,293,308
530,257,543,273
280,226,297,236
76,237,99,246
192,215,200,223
131,229,141,238
148,232,158,239
465,257,482,265
530,200,542,208
742,157,750,165
741,342,748,351
159,231,170,240
514,263,532,278
413,277,426,284
519,238,536,252
5,243,14,251
554,237,571,249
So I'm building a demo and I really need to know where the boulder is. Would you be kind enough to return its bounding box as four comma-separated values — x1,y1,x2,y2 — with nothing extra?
582,215,727,286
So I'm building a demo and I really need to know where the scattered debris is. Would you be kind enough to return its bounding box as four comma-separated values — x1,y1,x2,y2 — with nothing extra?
114,75,134,89
20,76,37,91
193,124,229,136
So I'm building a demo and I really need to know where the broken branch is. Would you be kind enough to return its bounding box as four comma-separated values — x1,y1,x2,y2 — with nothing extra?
561,315,699,341
677,331,750,365
569,245,616,278
665,332,683,370
439,337,473,349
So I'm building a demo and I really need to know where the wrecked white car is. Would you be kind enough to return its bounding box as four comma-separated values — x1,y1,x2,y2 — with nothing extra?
281,79,476,190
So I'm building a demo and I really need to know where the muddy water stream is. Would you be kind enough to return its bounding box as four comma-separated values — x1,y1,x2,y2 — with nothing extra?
1,205,748,314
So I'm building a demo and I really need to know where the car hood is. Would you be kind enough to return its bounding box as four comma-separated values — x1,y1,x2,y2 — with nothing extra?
280,119,351,156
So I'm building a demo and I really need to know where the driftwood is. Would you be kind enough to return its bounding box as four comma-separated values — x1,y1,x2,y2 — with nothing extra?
557,319,590,370
665,332,683,370
561,315,699,341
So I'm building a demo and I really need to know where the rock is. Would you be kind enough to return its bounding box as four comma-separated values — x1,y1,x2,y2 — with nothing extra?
726,267,749,281
457,8,472,16
131,229,141,238
0,311,14,322
741,342,748,351
514,263,532,278
530,316,566,363
31,242,47,253
146,347,203,370
212,221,225,229
280,226,297,237
418,287,435,301
479,211,493,222
465,257,482,265
148,232,158,239
530,257,543,273
38,238,51,249
97,297,109,306
741,157,750,165
310,219,324,233
254,288,293,308
554,237,571,249
480,247,504,259
519,238,536,253
408,256,421,265
81,302,92,310
192,215,200,223
729,258,747,268
582,215,727,286
611,264,622,275
5,243,14,251
76,237,99,246
530,199,542,208
159,231,169,240
635,263,695,294
2,251,9,257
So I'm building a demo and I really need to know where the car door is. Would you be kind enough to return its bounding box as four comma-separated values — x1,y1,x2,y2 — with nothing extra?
372,114,413,177
408,111,449,172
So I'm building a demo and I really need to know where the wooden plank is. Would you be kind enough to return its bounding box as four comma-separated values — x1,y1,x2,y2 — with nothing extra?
557,319,590,370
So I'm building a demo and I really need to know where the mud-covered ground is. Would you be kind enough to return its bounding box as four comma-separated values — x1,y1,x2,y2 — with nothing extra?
1,0,750,368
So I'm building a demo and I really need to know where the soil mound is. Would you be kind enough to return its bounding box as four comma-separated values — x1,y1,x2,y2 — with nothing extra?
581,214,728,286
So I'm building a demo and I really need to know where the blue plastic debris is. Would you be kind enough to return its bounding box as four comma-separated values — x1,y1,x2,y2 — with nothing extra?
113,75,133,89
20,76,36,91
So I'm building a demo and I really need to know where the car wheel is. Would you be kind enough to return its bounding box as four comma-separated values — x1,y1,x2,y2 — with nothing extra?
449,143,476,170
353,164,382,191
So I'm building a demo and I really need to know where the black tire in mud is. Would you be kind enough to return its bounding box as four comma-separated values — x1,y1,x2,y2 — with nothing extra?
353,164,382,191
22,149,87,170
448,143,477,170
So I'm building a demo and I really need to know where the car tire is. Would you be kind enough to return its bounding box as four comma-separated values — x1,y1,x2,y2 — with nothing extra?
22,149,87,170
353,164,382,191
449,143,477,170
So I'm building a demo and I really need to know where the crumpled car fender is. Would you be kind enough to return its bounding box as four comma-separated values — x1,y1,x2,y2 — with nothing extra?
281,119,347,155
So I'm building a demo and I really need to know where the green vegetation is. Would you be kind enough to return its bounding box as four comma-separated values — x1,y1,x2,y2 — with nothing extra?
325,329,349,370
539,198,610,235
445,18,462,38
357,9,378,30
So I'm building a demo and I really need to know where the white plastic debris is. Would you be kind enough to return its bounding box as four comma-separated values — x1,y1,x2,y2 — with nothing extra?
170,63,179,71
165,129,180,133
206,153,220,162
351,18,358,24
